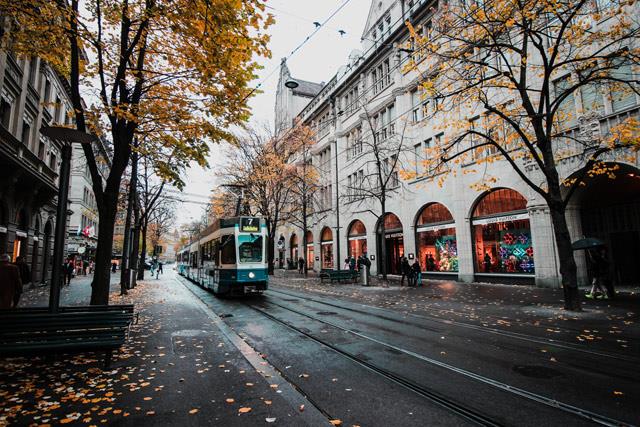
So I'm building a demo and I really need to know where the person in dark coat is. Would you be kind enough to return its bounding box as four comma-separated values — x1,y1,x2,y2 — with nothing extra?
587,249,610,299
15,256,31,288
1,254,23,308
426,253,436,271
412,260,422,287
349,256,356,271
483,253,492,273
298,257,305,274
64,259,74,286
400,257,411,286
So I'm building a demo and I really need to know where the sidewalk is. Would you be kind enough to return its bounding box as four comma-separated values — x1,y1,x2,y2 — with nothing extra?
1,270,311,426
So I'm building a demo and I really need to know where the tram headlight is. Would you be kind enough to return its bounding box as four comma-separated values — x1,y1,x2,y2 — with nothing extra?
248,272,255,279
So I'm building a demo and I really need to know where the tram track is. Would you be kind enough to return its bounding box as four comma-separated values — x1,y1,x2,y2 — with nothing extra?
249,296,633,427
268,288,640,365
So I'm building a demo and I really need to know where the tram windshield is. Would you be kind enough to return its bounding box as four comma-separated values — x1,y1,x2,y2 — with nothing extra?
238,234,263,263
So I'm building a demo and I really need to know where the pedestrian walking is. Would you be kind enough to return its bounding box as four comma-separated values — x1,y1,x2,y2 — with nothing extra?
1,254,23,308
349,256,356,272
400,257,411,286
15,256,32,289
64,259,74,286
83,259,89,275
586,249,610,299
89,260,95,274
298,257,305,274
412,260,422,287
343,257,350,270
156,262,163,279
111,261,117,273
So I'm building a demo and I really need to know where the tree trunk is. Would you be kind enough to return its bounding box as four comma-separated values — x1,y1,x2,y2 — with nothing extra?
138,223,148,280
130,201,141,288
379,200,388,281
267,221,275,276
90,202,118,305
119,151,138,292
548,204,582,311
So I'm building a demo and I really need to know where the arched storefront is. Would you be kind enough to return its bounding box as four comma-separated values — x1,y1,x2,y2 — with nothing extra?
415,203,458,273
305,230,314,269
347,220,367,260
277,235,285,269
574,163,640,286
0,203,7,255
377,213,404,275
13,208,29,261
320,227,334,269
42,220,53,284
472,188,534,275
31,215,41,282
289,234,298,266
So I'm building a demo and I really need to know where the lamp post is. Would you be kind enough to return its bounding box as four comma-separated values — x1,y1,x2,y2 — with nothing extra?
41,126,98,313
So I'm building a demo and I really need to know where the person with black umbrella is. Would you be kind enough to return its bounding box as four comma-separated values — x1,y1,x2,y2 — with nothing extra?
586,248,610,299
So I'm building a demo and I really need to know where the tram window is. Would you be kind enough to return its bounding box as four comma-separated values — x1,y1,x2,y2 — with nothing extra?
220,235,236,264
239,234,263,263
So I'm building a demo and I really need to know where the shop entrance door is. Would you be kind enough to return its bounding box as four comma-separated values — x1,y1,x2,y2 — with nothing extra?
385,235,404,275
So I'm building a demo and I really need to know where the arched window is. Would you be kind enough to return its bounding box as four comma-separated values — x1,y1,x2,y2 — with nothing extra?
376,213,404,275
320,227,334,269
347,220,367,260
471,188,533,275
305,230,314,269
415,203,457,272
289,234,298,263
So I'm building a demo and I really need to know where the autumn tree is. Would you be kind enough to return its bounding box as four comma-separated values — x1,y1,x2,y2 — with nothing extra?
147,202,176,259
219,126,299,275
345,107,412,280
1,0,272,304
280,123,325,276
403,0,639,309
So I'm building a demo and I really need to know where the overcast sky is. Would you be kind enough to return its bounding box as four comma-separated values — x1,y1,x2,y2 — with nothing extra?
175,0,370,226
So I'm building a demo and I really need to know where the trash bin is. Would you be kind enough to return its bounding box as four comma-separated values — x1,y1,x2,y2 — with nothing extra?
360,268,369,286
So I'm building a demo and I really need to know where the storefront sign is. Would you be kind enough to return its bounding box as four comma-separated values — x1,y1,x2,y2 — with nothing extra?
348,235,367,241
416,223,455,233
321,241,333,245
240,217,260,232
0,226,6,233
472,212,529,226
386,232,403,238
16,230,27,238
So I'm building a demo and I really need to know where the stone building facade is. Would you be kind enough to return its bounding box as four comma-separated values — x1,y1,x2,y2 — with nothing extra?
0,50,75,284
274,0,640,288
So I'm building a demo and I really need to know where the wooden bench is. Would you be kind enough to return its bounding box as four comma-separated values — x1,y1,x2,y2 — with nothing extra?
0,305,135,368
319,269,359,284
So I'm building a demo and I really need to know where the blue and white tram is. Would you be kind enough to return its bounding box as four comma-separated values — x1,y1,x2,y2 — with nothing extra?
177,216,268,296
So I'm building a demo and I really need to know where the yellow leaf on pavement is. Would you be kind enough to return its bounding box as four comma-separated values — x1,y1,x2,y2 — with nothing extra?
238,407,252,414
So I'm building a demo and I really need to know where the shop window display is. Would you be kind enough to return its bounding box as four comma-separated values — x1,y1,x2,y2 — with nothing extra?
305,230,314,269
472,189,534,274
320,227,334,269
415,203,458,272
348,220,367,260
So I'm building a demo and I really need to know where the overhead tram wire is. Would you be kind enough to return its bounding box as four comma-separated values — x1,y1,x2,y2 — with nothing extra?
240,0,356,105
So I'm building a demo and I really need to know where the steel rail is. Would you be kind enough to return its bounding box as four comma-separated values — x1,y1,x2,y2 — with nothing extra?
257,297,633,427
247,303,503,427
268,288,640,364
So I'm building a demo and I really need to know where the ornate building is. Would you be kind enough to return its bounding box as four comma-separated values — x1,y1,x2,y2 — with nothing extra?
0,50,74,284
274,0,640,288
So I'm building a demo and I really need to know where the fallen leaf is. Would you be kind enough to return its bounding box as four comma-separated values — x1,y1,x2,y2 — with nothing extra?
299,404,305,412
264,400,272,405
238,407,252,414
330,420,342,426
613,391,624,395
225,398,235,404
189,408,199,414
266,417,277,423
146,411,155,416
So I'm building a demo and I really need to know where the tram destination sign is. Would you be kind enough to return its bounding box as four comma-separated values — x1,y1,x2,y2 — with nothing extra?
240,217,260,232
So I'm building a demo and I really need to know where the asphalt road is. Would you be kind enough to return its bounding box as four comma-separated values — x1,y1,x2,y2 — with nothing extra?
176,274,639,427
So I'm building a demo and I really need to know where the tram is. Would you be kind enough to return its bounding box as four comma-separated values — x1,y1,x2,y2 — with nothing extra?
176,216,268,296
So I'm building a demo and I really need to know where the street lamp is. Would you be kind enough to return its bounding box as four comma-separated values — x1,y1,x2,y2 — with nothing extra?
284,79,299,89
41,126,98,313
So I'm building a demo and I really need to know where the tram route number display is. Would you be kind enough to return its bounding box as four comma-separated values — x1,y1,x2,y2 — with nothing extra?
240,217,260,232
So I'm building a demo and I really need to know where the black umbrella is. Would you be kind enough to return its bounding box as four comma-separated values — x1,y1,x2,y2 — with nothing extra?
571,237,605,251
